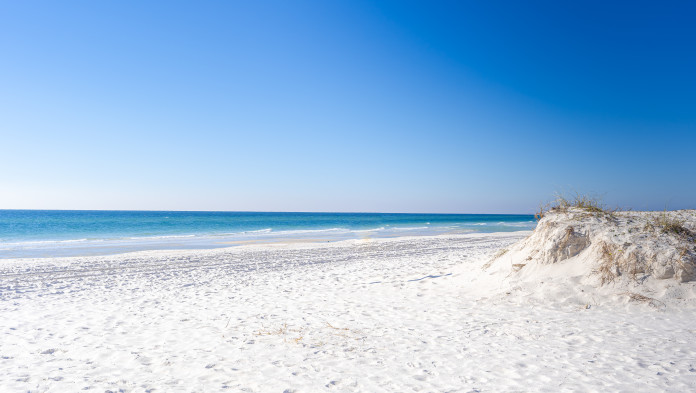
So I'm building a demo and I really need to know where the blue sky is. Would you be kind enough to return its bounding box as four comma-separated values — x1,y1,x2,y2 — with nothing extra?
1,1,694,213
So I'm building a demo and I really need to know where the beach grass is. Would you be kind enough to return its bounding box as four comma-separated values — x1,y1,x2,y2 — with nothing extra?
535,192,617,220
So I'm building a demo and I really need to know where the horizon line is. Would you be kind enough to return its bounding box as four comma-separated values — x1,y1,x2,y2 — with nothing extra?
0,208,534,216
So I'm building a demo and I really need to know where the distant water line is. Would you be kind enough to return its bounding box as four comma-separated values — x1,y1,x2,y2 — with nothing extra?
0,210,536,259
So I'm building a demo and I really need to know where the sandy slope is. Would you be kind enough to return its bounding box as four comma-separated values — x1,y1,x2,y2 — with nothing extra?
2,233,696,392
480,209,696,308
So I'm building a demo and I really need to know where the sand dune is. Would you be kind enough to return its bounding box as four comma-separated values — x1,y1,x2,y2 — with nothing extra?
479,209,696,308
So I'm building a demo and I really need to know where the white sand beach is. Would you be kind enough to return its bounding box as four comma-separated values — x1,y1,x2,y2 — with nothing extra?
4,0,694,391
2,229,696,392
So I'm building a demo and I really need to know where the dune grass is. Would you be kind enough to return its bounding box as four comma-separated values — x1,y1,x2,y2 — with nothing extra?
650,211,692,237
535,193,617,221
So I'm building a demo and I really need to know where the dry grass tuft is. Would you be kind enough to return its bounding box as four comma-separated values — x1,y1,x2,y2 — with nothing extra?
622,292,665,309
593,242,648,285
595,242,619,285
481,248,508,270
557,226,578,252
494,248,509,258
255,323,289,336
326,322,350,331
255,323,306,344
326,323,366,343
651,211,693,238
536,192,617,221
255,322,366,348
511,263,526,272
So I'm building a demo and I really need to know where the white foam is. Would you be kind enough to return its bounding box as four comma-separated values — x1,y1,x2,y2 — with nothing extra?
127,234,197,240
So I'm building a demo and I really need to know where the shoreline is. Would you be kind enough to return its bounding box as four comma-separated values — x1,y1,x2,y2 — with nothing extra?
0,230,532,263
0,210,536,260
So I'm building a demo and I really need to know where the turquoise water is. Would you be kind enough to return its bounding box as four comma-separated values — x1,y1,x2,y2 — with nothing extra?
0,210,535,258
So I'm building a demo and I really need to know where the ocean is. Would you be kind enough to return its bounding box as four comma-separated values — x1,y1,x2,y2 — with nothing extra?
0,210,536,258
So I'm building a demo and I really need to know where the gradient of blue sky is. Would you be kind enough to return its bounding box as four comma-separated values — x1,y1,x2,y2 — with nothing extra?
1,1,694,213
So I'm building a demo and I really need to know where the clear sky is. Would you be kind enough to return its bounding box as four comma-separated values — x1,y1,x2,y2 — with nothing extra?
1,1,694,213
